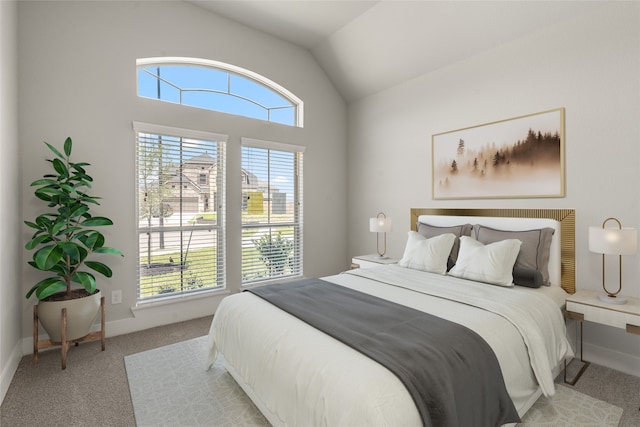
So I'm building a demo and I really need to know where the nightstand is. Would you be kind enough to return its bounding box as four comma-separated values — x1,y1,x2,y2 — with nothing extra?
564,290,640,384
351,254,400,269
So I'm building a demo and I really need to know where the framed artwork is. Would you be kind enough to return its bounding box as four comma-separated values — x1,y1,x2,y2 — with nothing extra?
432,108,565,200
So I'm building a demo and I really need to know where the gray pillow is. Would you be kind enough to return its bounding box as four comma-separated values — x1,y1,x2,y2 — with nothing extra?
417,223,473,270
512,267,544,288
474,225,554,285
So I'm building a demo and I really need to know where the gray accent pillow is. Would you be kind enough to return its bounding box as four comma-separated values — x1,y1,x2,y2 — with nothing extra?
512,267,544,288
474,225,555,285
417,223,473,270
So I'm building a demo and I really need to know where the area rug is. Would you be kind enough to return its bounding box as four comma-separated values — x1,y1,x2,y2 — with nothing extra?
125,336,623,426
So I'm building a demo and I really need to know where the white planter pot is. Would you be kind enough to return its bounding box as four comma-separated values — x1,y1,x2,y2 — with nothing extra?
37,290,102,342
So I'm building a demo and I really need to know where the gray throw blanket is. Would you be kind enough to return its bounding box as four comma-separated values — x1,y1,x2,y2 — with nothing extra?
247,278,520,427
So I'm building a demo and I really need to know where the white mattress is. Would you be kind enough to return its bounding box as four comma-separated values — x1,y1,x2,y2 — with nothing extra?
206,266,573,426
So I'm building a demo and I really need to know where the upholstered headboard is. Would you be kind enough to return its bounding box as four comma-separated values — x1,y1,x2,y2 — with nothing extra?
410,208,576,294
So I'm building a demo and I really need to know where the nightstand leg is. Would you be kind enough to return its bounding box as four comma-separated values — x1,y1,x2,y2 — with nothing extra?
564,317,590,385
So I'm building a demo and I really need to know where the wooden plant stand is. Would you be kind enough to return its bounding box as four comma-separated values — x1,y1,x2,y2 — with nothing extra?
33,296,106,370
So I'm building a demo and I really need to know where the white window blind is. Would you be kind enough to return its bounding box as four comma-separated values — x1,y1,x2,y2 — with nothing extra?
134,123,226,301
241,138,304,284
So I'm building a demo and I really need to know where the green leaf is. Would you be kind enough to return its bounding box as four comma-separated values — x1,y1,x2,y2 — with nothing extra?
57,242,80,263
77,246,88,263
57,225,83,236
24,221,42,230
50,221,67,236
25,235,51,250
85,261,113,278
71,271,96,293
30,179,58,187
35,215,53,229
44,141,65,160
80,231,105,250
81,217,113,227
26,277,66,300
34,190,52,202
93,247,124,256
71,229,93,240
69,205,89,219
82,197,100,205
52,158,68,176
35,187,62,196
34,245,64,270
59,183,77,194
63,137,72,157
35,280,68,300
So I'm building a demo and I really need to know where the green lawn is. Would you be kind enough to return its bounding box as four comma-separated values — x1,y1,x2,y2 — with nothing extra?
138,215,298,299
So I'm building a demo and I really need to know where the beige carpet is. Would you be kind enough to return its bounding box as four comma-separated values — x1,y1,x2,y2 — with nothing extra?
125,336,623,426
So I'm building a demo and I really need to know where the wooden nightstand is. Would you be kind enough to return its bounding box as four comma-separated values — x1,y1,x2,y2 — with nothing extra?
351,254,400,269
564,290,640,384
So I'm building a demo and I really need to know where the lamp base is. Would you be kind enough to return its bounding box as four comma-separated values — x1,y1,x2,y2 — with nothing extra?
597,294,627,305
375,255,388,260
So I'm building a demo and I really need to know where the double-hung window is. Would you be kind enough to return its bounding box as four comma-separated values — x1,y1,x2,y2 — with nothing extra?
134,122,226,301
241,138,304,284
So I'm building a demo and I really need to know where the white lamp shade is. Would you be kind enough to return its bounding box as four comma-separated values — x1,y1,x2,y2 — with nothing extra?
370,217,393,233
589,226,638,255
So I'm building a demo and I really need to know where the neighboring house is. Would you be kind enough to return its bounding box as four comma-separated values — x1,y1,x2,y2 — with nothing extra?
161,152,285,215
164,152,217,214
241,168,286,215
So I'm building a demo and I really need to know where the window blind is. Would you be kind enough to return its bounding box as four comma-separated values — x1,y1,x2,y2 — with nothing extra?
135,123,226,301
241,138,303,284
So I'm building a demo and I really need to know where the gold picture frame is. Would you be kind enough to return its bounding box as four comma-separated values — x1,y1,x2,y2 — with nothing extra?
432,108,565,200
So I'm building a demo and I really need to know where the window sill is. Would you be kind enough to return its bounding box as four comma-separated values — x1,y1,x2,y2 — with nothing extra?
131,287,230,314
241,275,305,290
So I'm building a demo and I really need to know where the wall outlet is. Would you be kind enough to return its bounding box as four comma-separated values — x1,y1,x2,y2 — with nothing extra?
111,290,122,305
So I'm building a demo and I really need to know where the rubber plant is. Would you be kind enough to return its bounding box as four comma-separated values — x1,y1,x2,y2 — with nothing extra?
25,137,123,301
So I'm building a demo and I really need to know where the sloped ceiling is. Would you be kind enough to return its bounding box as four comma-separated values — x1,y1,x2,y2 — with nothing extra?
188,1,602,103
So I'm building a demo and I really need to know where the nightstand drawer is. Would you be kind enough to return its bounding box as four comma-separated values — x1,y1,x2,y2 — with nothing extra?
566,301,640,332
351,255,399,269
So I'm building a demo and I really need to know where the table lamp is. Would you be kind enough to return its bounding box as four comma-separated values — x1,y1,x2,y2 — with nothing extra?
370,212,392,259
588,217,637,305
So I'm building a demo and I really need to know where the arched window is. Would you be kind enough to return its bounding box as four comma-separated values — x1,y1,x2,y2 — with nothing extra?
137,57,303,127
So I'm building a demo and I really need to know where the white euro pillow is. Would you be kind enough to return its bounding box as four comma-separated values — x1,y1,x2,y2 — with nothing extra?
398,232,456,274
448,236,522,287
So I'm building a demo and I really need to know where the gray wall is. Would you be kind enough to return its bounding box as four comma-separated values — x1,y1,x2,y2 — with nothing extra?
0,0,22,402
347,2,640,376
18,1,347,344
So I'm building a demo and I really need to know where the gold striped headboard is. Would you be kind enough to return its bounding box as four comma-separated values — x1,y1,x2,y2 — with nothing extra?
410,208,576,294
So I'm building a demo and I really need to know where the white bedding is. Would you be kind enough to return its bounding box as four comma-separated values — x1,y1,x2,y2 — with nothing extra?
206,266,573,426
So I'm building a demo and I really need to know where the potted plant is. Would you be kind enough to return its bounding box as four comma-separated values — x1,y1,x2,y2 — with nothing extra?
25,137,123,342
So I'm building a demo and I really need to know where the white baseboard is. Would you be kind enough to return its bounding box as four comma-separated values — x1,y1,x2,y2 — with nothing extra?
0,341,22,405
584,342,640,378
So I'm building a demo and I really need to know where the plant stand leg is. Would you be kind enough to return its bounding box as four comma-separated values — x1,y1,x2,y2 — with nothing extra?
61,308,68,370
100,296,106,351
33,296,106,369
33,305,39,365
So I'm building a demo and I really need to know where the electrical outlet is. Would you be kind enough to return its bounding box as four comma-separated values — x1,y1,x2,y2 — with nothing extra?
111,290,122,305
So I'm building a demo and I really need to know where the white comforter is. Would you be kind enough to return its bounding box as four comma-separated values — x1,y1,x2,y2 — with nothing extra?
206,266,573,426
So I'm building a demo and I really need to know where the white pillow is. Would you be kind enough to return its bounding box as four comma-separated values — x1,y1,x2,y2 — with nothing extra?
398,232,456,274
448,236,522,287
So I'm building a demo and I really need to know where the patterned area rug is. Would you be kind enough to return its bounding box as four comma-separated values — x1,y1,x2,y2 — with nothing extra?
125,336,623,426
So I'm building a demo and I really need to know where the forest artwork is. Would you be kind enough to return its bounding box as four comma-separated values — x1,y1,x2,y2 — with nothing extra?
432,108,565,199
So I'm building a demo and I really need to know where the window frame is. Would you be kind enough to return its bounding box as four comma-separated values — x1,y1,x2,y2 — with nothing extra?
136,57,304,128
133,121,227,303
240,137,304,286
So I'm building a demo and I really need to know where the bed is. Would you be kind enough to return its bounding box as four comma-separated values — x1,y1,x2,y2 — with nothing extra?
206,208,576,426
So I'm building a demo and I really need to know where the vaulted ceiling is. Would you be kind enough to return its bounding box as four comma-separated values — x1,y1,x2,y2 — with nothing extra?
188,1,602,103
